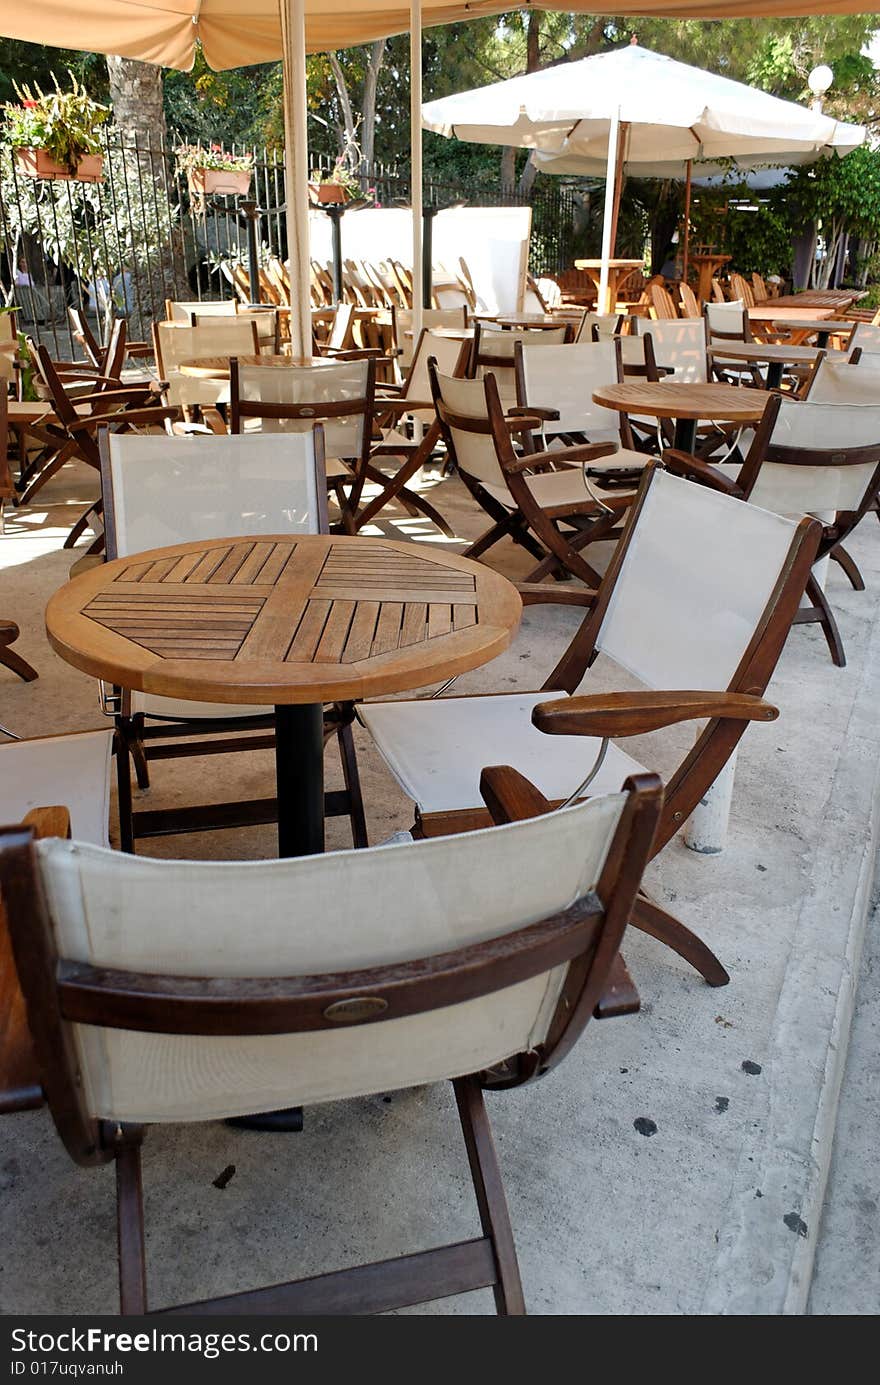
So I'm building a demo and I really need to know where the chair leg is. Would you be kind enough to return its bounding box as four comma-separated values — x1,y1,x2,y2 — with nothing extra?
0,622,38,682
803,572,846,668
115,1139,148,1315
829,543,865,592
631,891,730,988
130,729,151,791
115,733,135,853
453,1076,526,1316
337,720,368,848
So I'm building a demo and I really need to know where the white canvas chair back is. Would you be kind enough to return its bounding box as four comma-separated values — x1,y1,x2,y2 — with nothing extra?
594,468,801,693
475,325,568,406
435,371,506,489
33,790,630,1121
806,358,879,406
517,340,621,444
848,322,880,353
194,308,276,352
166,300,237,321
747,399,880,516
433,280,470,310
617,334,648,371
155,319,258,407
638,318,708,382
234,359,369,460
395,307,467,368
0,731,113,847
575,312,622,342
705,300,746,341
106,431,322,557
406,329,468,414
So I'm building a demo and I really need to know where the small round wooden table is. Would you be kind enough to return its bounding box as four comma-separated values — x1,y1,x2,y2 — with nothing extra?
179,354,335,381
709,341,848,390
45,535,521,857
592,381,767,453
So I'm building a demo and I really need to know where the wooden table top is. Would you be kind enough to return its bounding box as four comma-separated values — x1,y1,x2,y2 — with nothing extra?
45,535,522,705
753,318,856,336
689,252,732,264
575,259,644,271
748,305,836,324
709,342,848,365
592,381,768,423
179,354,333,379
756,291,858,309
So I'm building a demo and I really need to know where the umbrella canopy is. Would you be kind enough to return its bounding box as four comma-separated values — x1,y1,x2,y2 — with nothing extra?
0,3,873,70
423,44,866,179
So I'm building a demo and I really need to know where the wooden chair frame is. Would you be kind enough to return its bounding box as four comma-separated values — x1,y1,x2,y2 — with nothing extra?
97,426,368,853
406,462,821,989
430,361,638,588
0,770,661,1315
663,393,880,667
0,393,38,681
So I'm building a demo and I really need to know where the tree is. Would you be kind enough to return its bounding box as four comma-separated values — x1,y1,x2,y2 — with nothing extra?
787,146,880,287
106,56,166,145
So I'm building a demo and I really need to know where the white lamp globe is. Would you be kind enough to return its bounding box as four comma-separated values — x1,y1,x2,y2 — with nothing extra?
808,65,833,97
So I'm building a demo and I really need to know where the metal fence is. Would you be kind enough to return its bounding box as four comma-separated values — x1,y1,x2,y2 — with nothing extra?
0,130,581,357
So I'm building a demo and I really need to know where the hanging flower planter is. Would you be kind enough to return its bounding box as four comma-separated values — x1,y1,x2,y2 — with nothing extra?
187,166,253,198
314,182,349,205
15,148,104,183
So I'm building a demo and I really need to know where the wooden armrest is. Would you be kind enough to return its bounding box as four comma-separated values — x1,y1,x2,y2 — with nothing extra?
125,341,152,356
71,405,179,433
517,583,598,608
594,954,640,1018
508,405,560,422
21,806,72,840
479,765,552,824
661,449,743,496
505,440,617,475
374,397,435,414
505,413,545,435
532,690,778,739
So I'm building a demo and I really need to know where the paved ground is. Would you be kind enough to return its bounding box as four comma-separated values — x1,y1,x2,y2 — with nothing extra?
0,456,878,1315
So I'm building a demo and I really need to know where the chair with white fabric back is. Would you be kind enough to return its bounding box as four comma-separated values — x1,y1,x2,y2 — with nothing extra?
359,463,820,989
665,392,880,666
164,299,238,321
704,300,766,387
391,305,468,371
574,311,624,342
513,338,644,471
0,766,661,1314
430,363,641,589
227,356,374,530
470,321,571,408
0,726,114,1114
98,427,366,851
193,307,278,354
847,322,880,354
152,318,259,415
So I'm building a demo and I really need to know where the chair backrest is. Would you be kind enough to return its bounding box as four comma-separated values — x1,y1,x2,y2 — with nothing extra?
514,338,623,442
0,731,113,847
153,319,259,375
752,272,768,302
639,317,708,382
742,396,880,522
616,333,652,377
326,302,355,352
430,368,507,489
804,355,879,405
678,283,701,319
575,311,623,343
729,273,755,308
165,300,238,322
68,308,103,369
586,466,811,695
848,322,880,353
194,308,277,353
472,322,571,405
705,299,747,343
711,279,726,303
393,306,468,369
101,428,326,560
0,778,660,1150
649,283,679,320
228,357,373,465
404,328,470,406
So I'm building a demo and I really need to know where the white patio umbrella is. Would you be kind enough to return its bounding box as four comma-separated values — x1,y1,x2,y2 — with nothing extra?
422,43,866,308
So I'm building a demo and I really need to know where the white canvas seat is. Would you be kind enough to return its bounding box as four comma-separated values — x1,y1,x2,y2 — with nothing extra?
360,467,806,816
482,464,640,512
637,317,708,383
153,319,259,409
0,730,113,846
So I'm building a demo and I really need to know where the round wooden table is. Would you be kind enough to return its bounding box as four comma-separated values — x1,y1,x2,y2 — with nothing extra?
45,534,521,857
709,341,848,390
179,354,334,380
592,381,767,452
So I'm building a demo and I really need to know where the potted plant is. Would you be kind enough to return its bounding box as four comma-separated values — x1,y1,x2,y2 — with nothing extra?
309,155,362,206
3,74,108,182
176,144,254,199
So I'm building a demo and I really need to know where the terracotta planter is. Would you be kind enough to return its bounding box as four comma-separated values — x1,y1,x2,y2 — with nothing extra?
316,183,349,205
188,167,252,198
16,148,103,183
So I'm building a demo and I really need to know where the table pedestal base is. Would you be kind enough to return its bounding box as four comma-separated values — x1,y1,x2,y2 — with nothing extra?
276,702,324,858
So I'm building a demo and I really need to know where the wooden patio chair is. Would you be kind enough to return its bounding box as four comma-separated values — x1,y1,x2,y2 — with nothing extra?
637,317,750,457
729,272,756,309
164,299,237,321
0,727,114,1116
359,463,821,990
97,426,367,852
711,279,726,303
664,392,880,667
513,336,641,462
752,272,769,302
678,282,701,319
193,307,278,355
152,318,259,421
429,361,639,588
574,311,624,342
470,322,571,407
649,282,679,320
0,765,660,1314
392,306,468,371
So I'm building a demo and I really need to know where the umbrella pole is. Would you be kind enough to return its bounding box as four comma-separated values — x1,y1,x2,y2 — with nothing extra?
683,158,692,289
598,107,620,315
280,0,312,359
411,0,424,337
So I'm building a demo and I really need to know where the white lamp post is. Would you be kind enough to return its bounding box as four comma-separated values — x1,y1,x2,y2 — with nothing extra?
808,65,833,113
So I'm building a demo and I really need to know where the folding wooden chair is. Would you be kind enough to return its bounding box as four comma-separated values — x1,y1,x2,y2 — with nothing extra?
470,322,571,407
430,361,639,587
664,392,880,666
359,464,820,989
98,427,367,851
392,306,468,371
152,318,259,421
574,311,624,342
0,766,660,1313
513,336,642,461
